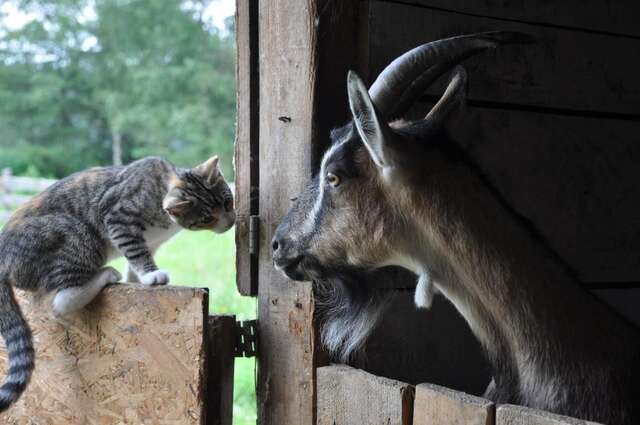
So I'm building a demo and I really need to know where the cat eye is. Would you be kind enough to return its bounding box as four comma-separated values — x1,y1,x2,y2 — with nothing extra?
326,172,340,187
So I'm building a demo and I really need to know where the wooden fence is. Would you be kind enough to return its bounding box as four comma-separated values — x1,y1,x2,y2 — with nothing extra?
0,168,56,221
317,365,603,425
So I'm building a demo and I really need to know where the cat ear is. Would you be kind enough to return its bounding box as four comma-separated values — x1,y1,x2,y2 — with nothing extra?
163,198,191,216
195,155,221,185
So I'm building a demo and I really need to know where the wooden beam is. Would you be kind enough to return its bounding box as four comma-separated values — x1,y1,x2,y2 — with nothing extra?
206,315,236,425
235,0,260,296
317,365,414,425
0,284,208,424
256,1,370,424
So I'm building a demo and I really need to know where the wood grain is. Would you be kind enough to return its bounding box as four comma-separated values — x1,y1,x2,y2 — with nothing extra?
256,1,370,424
206,315,235,425
369,1,640,115
256,1,318,423
235,0,260,296
413,383,494,425
317,365,414,425
0,284,208,425
497,405,603,425
378,0,640,38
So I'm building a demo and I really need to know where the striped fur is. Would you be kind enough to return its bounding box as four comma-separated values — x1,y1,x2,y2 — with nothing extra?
0,155,234,410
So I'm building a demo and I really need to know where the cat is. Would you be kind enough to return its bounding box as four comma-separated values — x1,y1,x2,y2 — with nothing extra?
0,155,235,411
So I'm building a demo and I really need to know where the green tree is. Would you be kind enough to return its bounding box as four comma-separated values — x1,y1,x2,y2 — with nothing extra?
0,0,236,178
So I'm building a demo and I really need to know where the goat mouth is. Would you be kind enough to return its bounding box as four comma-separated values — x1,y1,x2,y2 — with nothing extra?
275,256,307,281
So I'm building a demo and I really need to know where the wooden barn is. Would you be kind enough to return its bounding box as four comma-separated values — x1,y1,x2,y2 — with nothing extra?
234,0,640,424
1,0,639,424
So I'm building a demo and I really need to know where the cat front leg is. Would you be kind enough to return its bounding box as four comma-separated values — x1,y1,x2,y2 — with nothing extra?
105,219,170,286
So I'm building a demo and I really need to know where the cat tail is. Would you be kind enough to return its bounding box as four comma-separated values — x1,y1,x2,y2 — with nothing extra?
0,276,34,412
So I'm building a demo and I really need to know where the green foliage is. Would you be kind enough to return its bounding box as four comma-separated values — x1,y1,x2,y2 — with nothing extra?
0,0,236,177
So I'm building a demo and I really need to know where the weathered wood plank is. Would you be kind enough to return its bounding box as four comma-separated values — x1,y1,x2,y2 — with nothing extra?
256,1,370,424
379,0,640,38
256,1,319,424
234,0,260,296
413,383,494,425
317,365,414,425
370,1,640,115
496,405,603,425
0,284,208,424
206,315,235,425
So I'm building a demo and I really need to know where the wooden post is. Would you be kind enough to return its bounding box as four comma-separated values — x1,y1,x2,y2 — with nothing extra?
234,0,260,296
206,315,236,425
255,1,369,424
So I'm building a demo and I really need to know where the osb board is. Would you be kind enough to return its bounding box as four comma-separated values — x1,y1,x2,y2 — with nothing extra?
0,284,208,425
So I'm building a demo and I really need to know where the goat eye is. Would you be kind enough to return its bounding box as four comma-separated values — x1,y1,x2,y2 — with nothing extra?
326,172,340,187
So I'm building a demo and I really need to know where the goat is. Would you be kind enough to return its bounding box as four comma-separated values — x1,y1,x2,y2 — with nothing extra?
272,32,640,423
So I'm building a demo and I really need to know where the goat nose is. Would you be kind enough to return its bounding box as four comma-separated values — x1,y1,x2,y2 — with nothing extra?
272,236,283,253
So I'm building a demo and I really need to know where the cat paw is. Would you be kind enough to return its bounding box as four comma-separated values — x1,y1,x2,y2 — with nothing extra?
140,270,170,286
102,267,122,284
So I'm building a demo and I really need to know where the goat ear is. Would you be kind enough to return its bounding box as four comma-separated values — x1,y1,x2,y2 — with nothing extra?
347,71,395,168
195,155,221,185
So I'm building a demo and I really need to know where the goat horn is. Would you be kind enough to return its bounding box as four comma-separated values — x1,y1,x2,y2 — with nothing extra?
368,31,533,119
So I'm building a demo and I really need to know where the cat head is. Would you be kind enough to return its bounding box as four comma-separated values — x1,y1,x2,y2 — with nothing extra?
163,155,236,233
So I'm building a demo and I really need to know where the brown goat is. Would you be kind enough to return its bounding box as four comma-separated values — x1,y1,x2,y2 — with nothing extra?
272,32,640,423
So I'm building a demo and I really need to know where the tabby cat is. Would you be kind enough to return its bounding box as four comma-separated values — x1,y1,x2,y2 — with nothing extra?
0,155,235,411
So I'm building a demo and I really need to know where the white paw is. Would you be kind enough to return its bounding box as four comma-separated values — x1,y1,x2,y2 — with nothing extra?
103,267,122,283
140,270,170,286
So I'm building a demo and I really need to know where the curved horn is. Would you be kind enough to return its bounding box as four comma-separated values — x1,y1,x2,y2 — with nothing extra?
369,31,532,119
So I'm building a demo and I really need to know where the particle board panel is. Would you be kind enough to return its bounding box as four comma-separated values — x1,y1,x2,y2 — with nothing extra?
0,284,208,425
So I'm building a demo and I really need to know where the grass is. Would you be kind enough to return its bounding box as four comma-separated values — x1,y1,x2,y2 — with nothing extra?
1,215,257,425
111,229,257,425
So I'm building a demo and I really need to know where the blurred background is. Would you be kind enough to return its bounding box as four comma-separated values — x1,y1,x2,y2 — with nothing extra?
0,1,256,424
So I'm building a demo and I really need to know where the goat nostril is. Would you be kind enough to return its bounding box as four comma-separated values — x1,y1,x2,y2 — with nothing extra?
272,240,279,252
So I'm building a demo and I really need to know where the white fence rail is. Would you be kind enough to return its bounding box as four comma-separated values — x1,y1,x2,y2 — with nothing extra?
0,168,57,221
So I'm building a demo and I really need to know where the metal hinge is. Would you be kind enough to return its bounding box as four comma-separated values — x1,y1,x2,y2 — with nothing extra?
234,319,257,358
249,215,260,256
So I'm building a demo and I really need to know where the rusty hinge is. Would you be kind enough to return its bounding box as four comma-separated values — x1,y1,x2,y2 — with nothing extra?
234,319,257,358
249,215,260,256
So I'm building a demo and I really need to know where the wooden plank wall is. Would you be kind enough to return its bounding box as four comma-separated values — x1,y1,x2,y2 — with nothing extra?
318,366,604,425
0,285,209,424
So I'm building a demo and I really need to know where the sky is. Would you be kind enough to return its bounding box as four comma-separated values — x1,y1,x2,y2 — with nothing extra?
0,0,236,33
